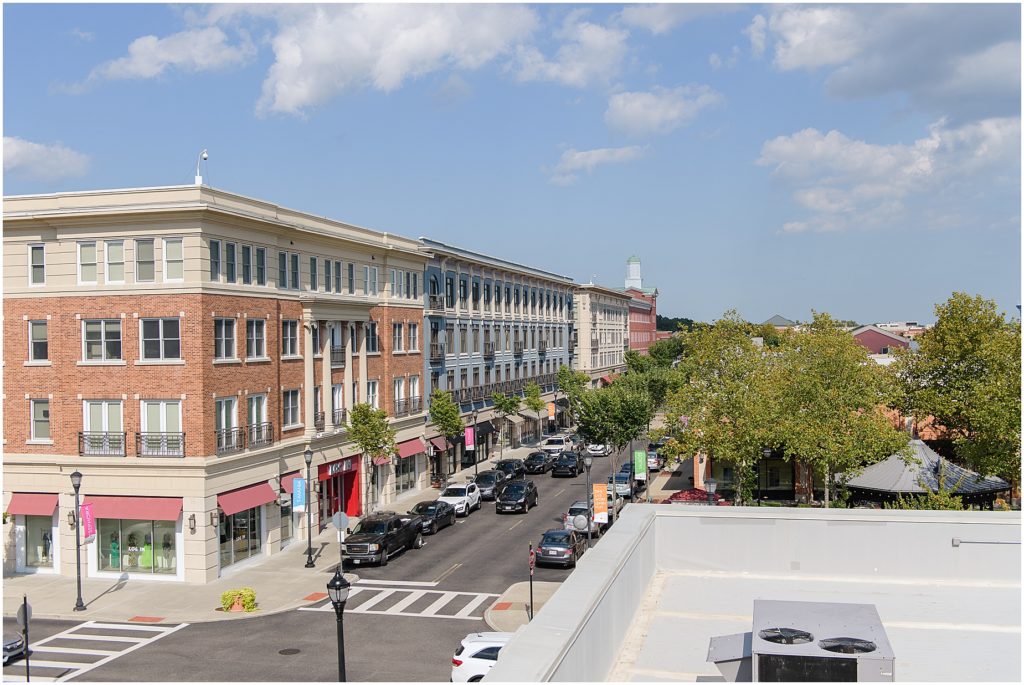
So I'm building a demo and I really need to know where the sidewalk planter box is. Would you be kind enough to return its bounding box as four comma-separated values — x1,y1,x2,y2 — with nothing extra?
220,587,257,612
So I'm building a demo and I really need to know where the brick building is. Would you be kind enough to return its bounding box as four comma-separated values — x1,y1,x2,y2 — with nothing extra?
621,256,658,355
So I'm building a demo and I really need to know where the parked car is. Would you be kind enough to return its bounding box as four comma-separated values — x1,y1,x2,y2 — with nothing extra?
541,436,569,454
451,632,513,682
536,528,587,568
567,433,582,447
494,459,526,480
342,512,424,566
646,449,665,472
606,492,625,521
3,633,26,666
608,472,635,499
563,500,600,537
586,443,611,456
408,500,457,535
524,451,555,474
474,469,509,500
551,454,581,477
496,479,539,514
438,482,482,516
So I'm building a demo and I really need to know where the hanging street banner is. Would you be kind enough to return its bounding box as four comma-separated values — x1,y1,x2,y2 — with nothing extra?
465,426,476,452
81,502,96,544
634,449,648,481
293,477,307,512
547,402,556,419
593,483,609,523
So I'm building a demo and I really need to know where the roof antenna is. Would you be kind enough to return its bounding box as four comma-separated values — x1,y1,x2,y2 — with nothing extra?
195,149,208,186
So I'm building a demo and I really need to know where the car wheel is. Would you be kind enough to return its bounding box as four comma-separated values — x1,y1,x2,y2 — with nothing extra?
523,501,529,513
380,549,389,567
569,553,577,568
469,675,484,682
413,533,424,549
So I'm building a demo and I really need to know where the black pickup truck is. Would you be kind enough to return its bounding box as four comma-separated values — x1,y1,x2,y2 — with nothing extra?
341,512,425,566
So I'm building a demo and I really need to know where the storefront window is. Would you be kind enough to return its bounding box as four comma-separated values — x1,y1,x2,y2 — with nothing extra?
280,495,293,544
219,507,262,568
24,515,54,568
396,456,417,494
96,519,176,574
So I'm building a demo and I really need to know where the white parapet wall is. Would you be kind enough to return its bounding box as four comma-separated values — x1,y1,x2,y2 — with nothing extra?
487,505,1021,682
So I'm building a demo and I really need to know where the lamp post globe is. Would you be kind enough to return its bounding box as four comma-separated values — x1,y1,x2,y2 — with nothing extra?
706,477,717,506
327,569,350,681
69,471,86,611
303,448,315,568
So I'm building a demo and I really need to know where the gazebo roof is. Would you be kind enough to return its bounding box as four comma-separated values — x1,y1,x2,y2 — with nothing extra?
845,440,1009,496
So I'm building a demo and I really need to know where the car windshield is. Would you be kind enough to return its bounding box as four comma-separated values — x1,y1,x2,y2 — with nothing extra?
541,531,571,546
412,503,437,515
545,438,564,444
503,485,526,498
526,453,546,462
476,474,496,485
442,487,466,497
568,506,588,516
611,474,629,482
556,456,575,463
352,521,388,535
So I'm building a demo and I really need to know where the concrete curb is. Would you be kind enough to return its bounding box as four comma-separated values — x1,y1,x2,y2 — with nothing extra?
483,581,561,633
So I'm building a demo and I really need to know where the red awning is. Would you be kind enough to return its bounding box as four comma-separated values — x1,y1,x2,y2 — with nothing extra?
83,496,183,521
6,493,58,517
373,454,391,466
600,375,613,385
429,436,448,453
397,439,424,459
281,472,301,494
217,483,276,517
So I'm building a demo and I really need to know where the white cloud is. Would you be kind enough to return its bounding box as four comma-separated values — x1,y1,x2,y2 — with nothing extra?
744,14,767,58
757,118,1021,233
258,4,537,114
605,85,722,137
71,28,94,42
769,7,863,70
618,4,739,35
4,137,89,181
511,12,628,88
550,145,646,185
710,46,740,70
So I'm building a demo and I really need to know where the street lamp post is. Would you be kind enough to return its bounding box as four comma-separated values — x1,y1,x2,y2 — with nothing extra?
760,447,772,506
706,478,717,507
70,471,86,612
304,448,315,568
583,455,593,548
327,569,351,682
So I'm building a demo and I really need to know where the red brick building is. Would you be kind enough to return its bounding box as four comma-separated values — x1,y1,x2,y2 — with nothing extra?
621,256,658,355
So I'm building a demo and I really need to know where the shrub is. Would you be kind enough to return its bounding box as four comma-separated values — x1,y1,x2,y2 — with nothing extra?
221,587,258,612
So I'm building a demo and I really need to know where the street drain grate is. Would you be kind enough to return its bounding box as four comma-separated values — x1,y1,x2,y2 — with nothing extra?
278,649,301,656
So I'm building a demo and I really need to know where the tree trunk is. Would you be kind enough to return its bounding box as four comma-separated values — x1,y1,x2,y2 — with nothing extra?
824,463,831,508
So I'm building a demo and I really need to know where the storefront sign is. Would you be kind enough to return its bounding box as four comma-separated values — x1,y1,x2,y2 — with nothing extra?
292,478,307,512
321,457,356,479
80,502,96,544
634,450,648,481
464,426,476,452
593,484,608,523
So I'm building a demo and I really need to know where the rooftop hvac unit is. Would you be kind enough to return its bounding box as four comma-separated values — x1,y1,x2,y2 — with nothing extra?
707,600,895,682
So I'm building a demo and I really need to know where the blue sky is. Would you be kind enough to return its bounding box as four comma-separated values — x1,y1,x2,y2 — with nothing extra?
4,3,1020,323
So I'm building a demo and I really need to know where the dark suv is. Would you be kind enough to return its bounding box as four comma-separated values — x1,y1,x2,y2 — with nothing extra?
524,451,554,474
495,479,539,514
494,459,526,480
551,454,581,477
474,469,509,500
341,512,424,566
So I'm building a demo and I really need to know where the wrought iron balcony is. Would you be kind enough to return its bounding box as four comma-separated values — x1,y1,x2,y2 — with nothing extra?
429,342,445,363
314,412,325,432
471,386,483,401
248,422,274,448
394,396,423,417
331,345,346,366
136,432,185,457
427,294,446,312
215,426,246,455
538,340,548,354
332,408,347,427
408,396,422,413
456,388,473,404
513,341,524,356
78,431,127,457
483,342,495,359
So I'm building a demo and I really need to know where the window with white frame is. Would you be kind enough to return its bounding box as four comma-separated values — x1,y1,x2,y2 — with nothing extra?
409,375,419,401
141,400,181,434
140,318,180,360
392,323,404,352
214,318,236,360
84,320,122,360
83,400,123,452
247,394,267,430
29,244,45,286
278,251,287,289
366,380,379,409
310,256,318,291
136,239,155,282
393,377,404,405
165,238,184,281
79,242,98,284
255,247,267,286
241,245,252,284
324,259,332,292
223,242,235,283
290,253,300,290
348,263,355,294
370,266,378,295
30,399,50,441
246,319,266,359
29,320,47,361
215,397,238,449
366,322,379,353
312,324,321,355
408,323,418,351
283,389,300,427
281,320,298,357
334,261,343,292
106,240,125,283
210,240,222,281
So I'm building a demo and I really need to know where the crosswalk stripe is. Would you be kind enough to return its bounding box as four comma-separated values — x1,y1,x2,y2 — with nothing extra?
421,592,459,616
30,646,120,657
455,594,493,618
351,589,396,612
20,660,88,670
58,623,188,681
57,634,146,644
83,623,168,632
2,674,57,682
356,579,439,587
387,590,428,613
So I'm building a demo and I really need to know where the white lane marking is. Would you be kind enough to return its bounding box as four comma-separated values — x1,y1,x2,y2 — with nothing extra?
555,488,566,498
421,592,459,616
386,590,428,614
30,646,119,657
55,635,145,644
59,623,188,682
348,610,487,621
432,563,461,584
352,589,396,612
2,675,57,682
23,660,88,670
507,520,524,532
455,594,492,618
356,578,439,587
83,623,168,632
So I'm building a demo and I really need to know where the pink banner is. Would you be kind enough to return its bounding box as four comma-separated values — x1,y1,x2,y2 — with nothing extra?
80,502,96,539
464,426,476,451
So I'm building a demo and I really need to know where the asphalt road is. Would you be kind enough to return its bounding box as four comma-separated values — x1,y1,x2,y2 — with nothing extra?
3,444,637,682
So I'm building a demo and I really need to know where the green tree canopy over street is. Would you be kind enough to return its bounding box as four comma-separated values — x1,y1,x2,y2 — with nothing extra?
348,402,397,461
491,392,521,458
557,366,590,426
428,388,464,472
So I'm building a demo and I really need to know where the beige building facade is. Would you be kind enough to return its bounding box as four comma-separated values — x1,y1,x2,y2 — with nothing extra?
571,284,631,386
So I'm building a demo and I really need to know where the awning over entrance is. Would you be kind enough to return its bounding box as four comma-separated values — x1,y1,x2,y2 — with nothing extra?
518,411,541,421
397,438,424,459
319,456,358,481
217,483,276,517
429,436,448,453
600,375,614,385
281,472,302,494
6,493,58,516
476,421,496,437
373,454,391,466
84,496,183,521
506,414,524,426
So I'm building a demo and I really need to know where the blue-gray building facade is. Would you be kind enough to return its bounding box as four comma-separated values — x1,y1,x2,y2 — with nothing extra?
419,238,575,477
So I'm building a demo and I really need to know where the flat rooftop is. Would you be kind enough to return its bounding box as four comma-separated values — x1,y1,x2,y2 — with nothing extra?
487,507,1021,683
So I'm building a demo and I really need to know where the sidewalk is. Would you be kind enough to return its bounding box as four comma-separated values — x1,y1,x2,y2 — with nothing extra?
1,438,558,625
483,581,561,632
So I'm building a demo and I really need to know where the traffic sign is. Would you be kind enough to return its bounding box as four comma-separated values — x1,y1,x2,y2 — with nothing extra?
16,600,31,628
331,511,348,531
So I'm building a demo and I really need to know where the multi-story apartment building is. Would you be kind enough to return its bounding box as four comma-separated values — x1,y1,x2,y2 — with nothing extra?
572,284,630,387
420,239,574,473
622,256,658,354
2,185,430,583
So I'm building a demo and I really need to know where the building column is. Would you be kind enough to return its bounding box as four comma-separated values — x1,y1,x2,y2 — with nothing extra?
303,317,316,439
344,323,354,411
321,321,333,425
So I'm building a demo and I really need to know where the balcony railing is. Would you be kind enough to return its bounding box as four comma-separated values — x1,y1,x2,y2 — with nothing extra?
331,345,346,366
136,432,185,457
78,431,127,457
483,341,495,359
538,340,548,354
314,412,325,432
333,408,348,426
513,342,524,356
248,422,274,448
216,427,246,455
394,396,421,417
471,386,483,401
456,388,473,404
427,294,446,312
429,343,445,363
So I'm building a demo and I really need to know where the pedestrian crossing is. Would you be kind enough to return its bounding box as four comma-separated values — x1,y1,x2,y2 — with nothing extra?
299,584,499,621
3,621,187,682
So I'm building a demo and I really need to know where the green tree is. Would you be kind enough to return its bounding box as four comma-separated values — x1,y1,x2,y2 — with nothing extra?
648,335,687,367
491,392,521,458
428,389,464,481
624,349,657,374
348,402,397,511
523,382,546,441
894,293,1022,492
775,312,910,506
557,365,590,426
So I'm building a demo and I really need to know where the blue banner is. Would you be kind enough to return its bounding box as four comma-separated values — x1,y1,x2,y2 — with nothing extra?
293,477,306,511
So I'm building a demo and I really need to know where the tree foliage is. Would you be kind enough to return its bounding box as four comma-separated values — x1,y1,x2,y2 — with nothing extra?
557,365,590,426
893,293,1021,490
648,335,687,366
348,402,397,461
656,314,695,332
490,392,521,457
523,382,546,426
428,388,464,456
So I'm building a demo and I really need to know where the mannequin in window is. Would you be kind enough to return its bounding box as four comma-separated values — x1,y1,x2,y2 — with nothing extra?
110,533,120,569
